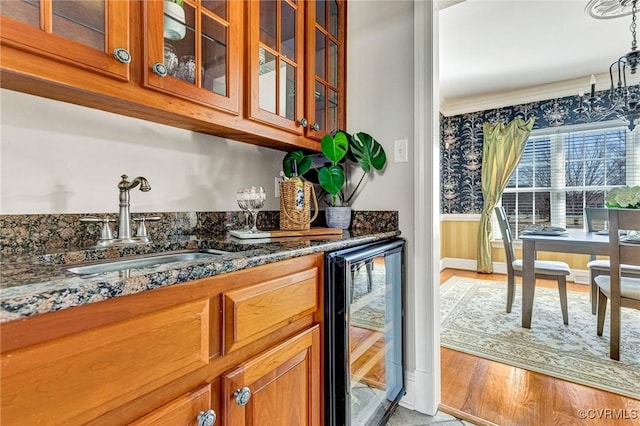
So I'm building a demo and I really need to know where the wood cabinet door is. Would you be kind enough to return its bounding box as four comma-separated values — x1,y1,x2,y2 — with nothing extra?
305,0,346,141
143,0,242,114
221,326,321,426
0,0,130,81
130,384,215,426
247,0,306,135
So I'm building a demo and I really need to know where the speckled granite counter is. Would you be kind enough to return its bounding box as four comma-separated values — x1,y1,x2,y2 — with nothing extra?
0,228,400,323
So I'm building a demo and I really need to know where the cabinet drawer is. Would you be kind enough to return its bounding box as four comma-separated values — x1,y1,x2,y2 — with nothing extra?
222,266,319,353
130,383,213,426
1,299,210,425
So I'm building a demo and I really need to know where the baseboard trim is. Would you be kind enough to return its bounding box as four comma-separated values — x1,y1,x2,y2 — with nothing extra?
440,257,590,285
399,371,415,410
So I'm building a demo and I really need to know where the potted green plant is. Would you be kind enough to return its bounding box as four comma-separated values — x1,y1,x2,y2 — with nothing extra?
164,0,186,41
282,131,387,229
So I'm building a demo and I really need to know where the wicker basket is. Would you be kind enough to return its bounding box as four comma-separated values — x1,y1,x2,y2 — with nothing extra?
279,179,319,230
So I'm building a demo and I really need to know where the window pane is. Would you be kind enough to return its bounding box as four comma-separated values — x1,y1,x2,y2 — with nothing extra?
535,192,551,223
202,14,227,96
328,40,338,86
280,61,296,120
316,0,326,29
2,0,40,27
258,49,277,113
203,0,226,19
566,191,584,228
260,0,277,50
52,0,105,51
329,0,339,38
281,1,296,60
328,88,338,133
315,29,325,80
315,82,326,132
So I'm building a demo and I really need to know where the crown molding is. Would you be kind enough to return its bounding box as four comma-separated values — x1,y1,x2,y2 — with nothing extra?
440,71,612,117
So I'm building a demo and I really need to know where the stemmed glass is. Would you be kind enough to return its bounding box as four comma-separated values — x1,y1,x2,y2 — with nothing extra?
236,188,250,231
246,186,266,233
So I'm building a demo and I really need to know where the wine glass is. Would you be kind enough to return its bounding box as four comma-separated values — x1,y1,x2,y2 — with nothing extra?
246,186,266,233
236,188,250,231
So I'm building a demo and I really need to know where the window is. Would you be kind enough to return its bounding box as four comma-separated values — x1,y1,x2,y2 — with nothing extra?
501,123,639,238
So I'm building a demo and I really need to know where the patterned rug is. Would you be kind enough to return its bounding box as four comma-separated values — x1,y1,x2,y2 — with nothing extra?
441,276,640,400
351,267,385,332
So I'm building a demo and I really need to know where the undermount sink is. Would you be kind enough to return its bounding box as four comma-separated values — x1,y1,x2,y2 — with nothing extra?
67,249,229,276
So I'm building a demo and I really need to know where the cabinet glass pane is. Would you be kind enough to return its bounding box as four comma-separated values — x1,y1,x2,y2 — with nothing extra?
316,0,326,29
328,88,338,132
315,82,326,132
329,0,339,38
202,0,226,20
259,48,277,114
2,0,39,27
168,4,197,84
280,61,296,120
202,14,227,96
315,29,325,80
328,40,338,86
52,0,105,51
260,0,277,50
281,1,296,60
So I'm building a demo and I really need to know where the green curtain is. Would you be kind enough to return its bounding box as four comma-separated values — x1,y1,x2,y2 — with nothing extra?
477,117,535,273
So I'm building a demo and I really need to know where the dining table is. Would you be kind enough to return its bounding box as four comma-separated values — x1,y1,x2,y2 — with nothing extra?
519,229,610,328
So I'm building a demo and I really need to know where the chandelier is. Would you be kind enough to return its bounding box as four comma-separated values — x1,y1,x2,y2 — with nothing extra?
575,0,640,130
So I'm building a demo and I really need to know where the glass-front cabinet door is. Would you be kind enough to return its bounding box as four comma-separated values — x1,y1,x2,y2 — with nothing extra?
306,0,345,141
0,0,130,80
144,0,241,114
247,0,305,135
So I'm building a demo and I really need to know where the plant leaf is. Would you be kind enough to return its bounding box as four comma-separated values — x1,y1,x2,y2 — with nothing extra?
321,132,348,164
282,150,312,177
318,165,345,195
350,132,387,172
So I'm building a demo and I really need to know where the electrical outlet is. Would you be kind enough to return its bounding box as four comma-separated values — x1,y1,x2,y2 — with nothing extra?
394,139,409,163
275,176,282,198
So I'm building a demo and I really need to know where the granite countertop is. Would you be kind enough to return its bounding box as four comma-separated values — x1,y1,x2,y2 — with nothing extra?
0,230,400,323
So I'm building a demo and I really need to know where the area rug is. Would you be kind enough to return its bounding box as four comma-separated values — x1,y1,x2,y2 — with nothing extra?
351,267,385,332
441,276,640,400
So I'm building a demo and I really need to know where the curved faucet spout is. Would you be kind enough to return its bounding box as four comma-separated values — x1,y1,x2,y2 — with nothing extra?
119,175,151,192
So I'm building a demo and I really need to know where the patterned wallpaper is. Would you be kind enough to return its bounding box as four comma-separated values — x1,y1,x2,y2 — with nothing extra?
440,89,632,214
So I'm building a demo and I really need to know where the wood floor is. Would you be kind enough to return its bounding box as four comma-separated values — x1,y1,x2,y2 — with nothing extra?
439,269,640,426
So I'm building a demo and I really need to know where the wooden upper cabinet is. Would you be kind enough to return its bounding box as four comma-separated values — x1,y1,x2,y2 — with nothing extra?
143,0,242,114
305,0,346,141
247,0,346,139
247,0,306,135
0,0,130,81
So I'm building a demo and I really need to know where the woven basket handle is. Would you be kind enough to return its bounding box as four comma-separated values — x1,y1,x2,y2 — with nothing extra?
281,184,319,225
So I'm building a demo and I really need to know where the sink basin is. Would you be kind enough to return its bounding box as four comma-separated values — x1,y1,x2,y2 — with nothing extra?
67,250,228,276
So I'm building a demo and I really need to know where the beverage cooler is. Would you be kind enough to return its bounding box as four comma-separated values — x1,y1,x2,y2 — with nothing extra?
324,238,405,426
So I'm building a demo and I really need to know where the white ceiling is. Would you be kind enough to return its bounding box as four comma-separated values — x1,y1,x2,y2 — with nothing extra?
438,0,635,114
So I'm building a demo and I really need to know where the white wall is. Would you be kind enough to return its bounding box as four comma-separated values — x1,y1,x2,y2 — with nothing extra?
0,89,284,214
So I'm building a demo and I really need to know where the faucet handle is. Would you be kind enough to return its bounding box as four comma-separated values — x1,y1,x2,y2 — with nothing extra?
80,216,114,241
133,216,160,240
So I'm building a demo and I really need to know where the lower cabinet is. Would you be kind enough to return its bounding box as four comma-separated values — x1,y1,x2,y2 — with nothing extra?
0,253,323,425
221,326,321,426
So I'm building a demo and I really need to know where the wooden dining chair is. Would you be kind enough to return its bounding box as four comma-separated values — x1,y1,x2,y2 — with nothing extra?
585,207,640,314
495,206,571,325
595,208,640,360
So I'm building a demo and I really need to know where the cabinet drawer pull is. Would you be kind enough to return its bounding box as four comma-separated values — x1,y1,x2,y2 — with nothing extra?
233,387,251,406
197,409,216,426
298,118,308,128
113,48,131,64
311,122,320,131
152,62,168,77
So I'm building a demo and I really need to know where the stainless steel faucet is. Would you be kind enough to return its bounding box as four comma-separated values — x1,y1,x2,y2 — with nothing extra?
117,174,151,242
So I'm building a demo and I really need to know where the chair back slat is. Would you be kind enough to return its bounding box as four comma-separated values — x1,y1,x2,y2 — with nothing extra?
608,208,640,273
585,207,608,232
495,206,516,266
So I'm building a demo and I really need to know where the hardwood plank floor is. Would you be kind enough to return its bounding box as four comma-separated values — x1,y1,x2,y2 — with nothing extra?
439,269,640,426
